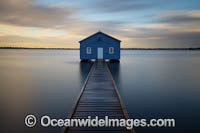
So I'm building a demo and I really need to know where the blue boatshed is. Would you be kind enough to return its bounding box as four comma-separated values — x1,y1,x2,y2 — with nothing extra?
79,31,121,61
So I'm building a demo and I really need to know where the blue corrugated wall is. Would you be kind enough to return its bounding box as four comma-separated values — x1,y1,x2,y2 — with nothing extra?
80,33,120,60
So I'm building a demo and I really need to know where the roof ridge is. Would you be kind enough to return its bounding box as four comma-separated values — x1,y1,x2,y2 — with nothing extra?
79,31,121,43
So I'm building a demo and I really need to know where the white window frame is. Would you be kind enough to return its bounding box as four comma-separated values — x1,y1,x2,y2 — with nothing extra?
109,47,114,54
86,47,91,54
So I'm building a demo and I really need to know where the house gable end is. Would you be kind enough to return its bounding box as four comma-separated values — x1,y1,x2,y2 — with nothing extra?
79,32,121,44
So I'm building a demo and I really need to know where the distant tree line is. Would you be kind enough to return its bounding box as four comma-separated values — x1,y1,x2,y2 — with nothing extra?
0,47,200,50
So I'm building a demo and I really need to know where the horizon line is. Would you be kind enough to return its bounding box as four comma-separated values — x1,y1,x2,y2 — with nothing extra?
0,47,200,50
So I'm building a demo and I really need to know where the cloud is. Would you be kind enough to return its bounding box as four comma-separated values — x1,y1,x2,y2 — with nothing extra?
0,0,127,36
165,32,200,45
0,0,200,48
0,34,79,48
118,11,200,39
116,25,200,45
0,0,75,28
106,10,200,48
81,0,158,13
158,11,200,24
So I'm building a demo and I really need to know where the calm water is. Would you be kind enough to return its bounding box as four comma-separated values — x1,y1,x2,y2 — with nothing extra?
1,49,200,133
109,50,200,133
1,49,92,133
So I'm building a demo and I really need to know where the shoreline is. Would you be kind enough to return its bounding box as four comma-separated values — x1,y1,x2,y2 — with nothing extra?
0,47,200,50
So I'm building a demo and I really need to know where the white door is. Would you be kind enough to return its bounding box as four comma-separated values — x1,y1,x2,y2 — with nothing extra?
97,48,103,59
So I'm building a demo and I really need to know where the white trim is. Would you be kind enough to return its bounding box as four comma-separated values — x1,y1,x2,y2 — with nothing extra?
86,47,91,54
109,47,114,54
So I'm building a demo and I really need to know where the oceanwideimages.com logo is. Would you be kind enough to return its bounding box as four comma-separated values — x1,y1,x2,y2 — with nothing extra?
25,115,175,129
24,115,37,127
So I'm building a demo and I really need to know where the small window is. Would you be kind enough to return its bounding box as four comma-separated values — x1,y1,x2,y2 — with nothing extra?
109,47,114,54
86,47,91,54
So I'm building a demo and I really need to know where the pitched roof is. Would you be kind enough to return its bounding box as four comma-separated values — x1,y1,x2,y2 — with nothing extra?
79,31,121,43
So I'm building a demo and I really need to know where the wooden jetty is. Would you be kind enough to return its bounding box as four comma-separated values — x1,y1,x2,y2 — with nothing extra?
65,61,134,133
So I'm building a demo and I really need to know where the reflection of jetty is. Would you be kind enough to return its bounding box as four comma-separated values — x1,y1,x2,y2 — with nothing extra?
65,61,133,133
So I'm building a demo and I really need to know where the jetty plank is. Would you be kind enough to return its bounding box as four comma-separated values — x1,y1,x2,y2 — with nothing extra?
65,61,134,133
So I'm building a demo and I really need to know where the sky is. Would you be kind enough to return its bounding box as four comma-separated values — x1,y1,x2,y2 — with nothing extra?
0,0,200,48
